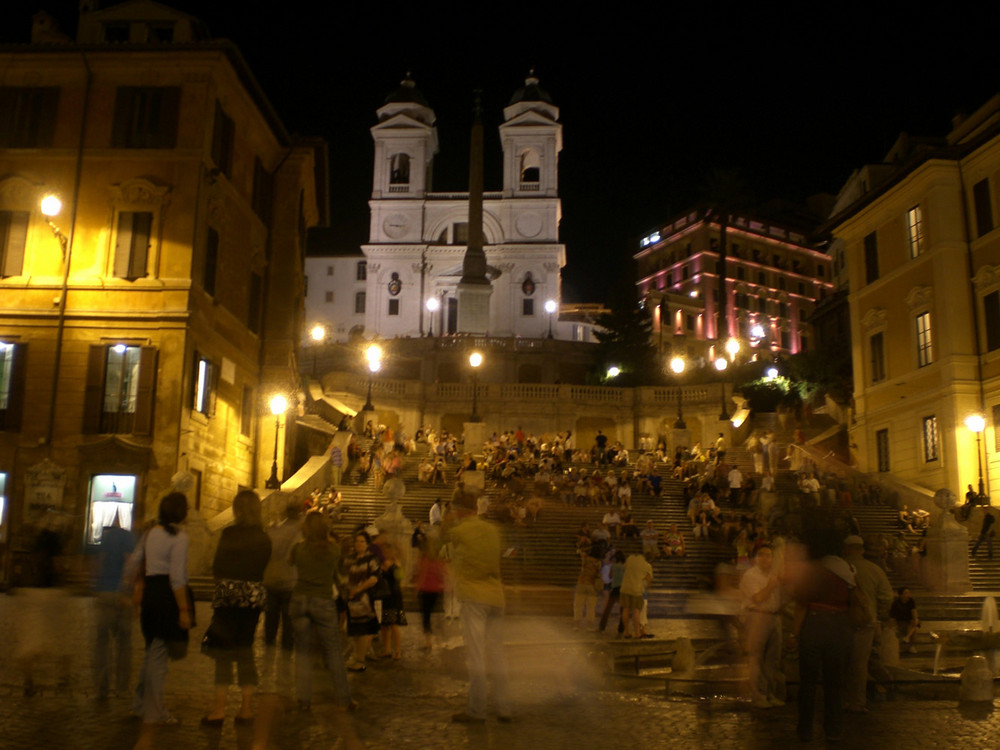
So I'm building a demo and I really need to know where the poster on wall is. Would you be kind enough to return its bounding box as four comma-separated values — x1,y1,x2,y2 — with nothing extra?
23,459,67,525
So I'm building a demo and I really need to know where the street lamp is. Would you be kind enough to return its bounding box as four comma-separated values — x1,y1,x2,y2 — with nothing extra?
669,355,686,429
310,324,326,377
545,299,557,339
726,337,740,362
426,298,439,337
40,194,68,258
362,343,382,412
606,365,621,380
715,356,730,420
966,413,987,499
469,351,483,423
265,393,288,490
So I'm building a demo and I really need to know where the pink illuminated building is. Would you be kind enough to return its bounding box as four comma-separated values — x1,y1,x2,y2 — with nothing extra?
634,209,833,357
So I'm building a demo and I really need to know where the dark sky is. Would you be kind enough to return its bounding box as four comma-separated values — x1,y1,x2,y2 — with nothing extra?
5,1,1000,302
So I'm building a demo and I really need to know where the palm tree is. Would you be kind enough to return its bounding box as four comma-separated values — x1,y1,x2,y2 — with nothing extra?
700,169,751,343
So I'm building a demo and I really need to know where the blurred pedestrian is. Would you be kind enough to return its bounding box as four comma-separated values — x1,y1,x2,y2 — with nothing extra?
93,513,136,699
201,490,271,726
263,499,304,651
132,492,193,725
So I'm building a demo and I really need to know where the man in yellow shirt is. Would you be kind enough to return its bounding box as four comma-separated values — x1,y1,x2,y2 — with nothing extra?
443,493,512,723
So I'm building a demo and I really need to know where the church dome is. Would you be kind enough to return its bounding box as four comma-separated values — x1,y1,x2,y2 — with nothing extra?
384,73,430,107
508,70,552,105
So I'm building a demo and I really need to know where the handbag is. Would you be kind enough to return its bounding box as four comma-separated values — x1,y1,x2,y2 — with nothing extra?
201,616,232,655
212,578,267,609
347,593,373,619
370,572,391,601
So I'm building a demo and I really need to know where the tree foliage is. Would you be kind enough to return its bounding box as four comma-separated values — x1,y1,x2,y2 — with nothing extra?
590,297,659,386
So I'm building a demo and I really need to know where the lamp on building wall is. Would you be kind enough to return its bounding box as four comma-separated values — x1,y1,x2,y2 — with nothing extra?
310,324,327,378
669,355,686,429
426,297,439,337
966,413,987,499
469,351,483,422
362,343,383,412
726,337,741,362
545,299,557,339
40,194,68,259
265,393,288,490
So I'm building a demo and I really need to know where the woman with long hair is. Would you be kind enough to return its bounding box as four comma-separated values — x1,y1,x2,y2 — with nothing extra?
289,512,354,710
201,490,271,726
344,531,381,671
132,492,191,725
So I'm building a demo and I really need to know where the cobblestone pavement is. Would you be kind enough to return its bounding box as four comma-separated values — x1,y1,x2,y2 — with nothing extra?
1,593,997,749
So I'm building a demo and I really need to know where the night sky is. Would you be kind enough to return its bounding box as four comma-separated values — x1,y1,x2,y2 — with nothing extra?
4,1,999,303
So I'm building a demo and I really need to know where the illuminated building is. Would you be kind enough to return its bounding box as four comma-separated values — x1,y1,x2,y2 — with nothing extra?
304,72,566,341
0,1,324,582
634,210,833,357
830,95,1000,497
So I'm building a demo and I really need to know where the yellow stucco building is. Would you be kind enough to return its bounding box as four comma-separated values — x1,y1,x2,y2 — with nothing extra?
0,1,325,583
831,95,1000,500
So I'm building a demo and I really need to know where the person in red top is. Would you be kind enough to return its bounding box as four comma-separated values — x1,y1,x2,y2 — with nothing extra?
790,532,854,742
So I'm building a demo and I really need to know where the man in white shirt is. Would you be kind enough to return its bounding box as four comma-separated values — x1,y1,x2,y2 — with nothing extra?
429,498,443,526
740,545,783,708
728,466,744,505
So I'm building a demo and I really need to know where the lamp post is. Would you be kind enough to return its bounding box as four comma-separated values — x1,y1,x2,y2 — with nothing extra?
469,351,483,422
606,365,621,380
41,193,73,447
265,393,288,490
426,298,439,337
362,343,382,412
966,413,987,499
545,299,557,339
669,355,686,429
715,356,730,420
40,194,68,258
310,324,326,377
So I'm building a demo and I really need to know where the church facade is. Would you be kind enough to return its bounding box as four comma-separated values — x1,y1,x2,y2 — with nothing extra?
307,73,566,341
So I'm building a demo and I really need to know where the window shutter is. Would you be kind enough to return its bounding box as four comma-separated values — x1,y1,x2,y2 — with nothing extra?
191,349,200,409
1,342,27,430
1,211,28,276
128,212,152,279
115,212,134,278
132,346,157,435
83,344,106,433
208,360,219,418
110,87,133,147
157,87,180,148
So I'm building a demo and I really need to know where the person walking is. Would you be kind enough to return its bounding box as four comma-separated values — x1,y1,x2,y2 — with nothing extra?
842,535,892,713
443,492,512,723
289,512,355,711
132,492,192,726
200,491,271,727
972,510,996,559
740,545,784,708
262,499,303,651
93,513,135,700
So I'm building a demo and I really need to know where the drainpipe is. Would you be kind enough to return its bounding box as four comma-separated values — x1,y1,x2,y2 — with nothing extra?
957,160,990,499
45,52,92,446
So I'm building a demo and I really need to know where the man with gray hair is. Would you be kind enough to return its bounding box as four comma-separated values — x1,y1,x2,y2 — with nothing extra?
843,534,893,712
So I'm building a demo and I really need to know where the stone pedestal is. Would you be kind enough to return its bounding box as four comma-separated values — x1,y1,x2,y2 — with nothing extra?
463,421,488,458
926,489,971,592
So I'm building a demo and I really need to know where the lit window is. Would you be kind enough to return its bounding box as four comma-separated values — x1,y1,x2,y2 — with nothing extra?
922,416,938,462
915,312,933,367
84,345,156,434
906,205,924,258
0,341,26,430
193,354,215,416
86,474,135,545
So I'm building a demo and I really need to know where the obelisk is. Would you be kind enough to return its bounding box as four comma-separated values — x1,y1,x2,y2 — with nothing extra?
456,91,492,334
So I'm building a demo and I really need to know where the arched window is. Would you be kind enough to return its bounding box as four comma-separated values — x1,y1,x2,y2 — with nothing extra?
390,153,410,185
519,149,540,187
